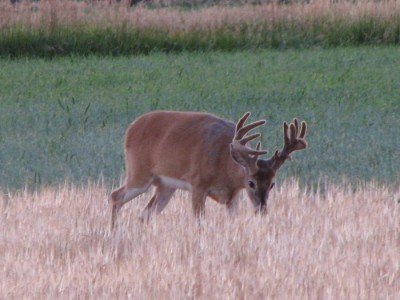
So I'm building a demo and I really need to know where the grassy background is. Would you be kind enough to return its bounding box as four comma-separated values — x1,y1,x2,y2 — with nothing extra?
1,47,399,189
1,1,400,57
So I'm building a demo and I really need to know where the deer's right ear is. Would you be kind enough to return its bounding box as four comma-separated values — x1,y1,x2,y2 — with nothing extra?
230,144,248,167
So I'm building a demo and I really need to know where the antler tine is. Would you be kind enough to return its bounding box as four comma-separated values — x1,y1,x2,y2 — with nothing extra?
299,121,307,139
240,133,261,145
283,122,290,144
235,120,266,140
247,148,268,156
255,142,266,156
236,112,251,132
293,118,299,136
290,123,296,142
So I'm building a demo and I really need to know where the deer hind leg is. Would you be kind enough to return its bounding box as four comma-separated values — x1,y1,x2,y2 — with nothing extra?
140,184,176,222
110,177,153,230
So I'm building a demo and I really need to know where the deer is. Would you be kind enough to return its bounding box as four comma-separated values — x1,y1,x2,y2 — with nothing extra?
110,111,307,229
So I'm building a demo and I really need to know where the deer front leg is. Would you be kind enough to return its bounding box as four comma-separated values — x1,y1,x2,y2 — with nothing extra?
226,191,241,217
191,188,207,220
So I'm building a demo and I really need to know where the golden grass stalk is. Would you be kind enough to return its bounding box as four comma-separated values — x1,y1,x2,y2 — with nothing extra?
1,180,399,298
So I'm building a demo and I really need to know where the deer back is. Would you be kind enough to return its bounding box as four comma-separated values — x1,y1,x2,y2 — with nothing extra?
124,111,243,188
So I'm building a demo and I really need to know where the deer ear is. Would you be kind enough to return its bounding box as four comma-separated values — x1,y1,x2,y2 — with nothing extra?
230,144,248,167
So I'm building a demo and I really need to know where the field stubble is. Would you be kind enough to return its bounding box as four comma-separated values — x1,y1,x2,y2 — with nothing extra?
1,180,398,298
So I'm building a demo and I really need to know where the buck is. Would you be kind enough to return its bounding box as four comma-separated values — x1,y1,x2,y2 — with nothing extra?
110,111,307,229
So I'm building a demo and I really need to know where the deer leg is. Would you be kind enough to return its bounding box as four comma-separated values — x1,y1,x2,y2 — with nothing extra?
191,188,207,220
140,185,176,222
226,191,241,217
110,178,153,230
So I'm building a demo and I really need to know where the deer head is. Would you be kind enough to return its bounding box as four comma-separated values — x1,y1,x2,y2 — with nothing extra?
230,114,308,214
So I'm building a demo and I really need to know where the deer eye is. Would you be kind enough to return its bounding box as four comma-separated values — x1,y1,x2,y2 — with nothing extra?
248,180,256,189
270,182,275,190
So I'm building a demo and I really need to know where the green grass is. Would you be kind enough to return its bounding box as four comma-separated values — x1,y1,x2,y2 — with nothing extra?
2,15,400,57
0,47,399,189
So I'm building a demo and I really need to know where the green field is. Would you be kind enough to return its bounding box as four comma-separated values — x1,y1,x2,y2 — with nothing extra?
0,47,399,189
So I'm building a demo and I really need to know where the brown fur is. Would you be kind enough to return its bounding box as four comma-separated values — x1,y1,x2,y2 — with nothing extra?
110,111,308,229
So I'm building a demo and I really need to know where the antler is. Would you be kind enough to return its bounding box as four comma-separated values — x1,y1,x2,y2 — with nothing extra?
230,112,267,170
271,118,307,171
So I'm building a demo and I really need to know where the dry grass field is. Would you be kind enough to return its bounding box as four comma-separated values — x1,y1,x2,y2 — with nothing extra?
2,0,400,55
3,0,399,32
1,180,398,299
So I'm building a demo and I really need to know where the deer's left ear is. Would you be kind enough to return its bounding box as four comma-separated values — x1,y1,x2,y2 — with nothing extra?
230,144,248,167
230,144,260,175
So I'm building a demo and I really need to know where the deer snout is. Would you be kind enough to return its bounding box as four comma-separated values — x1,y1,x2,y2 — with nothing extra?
254,189,269,215
255,204,268,215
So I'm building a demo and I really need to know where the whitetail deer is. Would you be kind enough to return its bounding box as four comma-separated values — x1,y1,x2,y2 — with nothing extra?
110,111,307,229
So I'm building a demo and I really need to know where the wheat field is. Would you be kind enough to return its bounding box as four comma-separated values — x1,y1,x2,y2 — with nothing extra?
1,180,398,299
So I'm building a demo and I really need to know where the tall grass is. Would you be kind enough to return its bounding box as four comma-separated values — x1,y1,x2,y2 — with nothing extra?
0,180,398,298
1,0,400,56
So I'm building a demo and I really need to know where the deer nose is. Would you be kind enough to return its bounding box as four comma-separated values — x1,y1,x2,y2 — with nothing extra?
255,190,268,215
257,189,268,206
255,204,268,215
